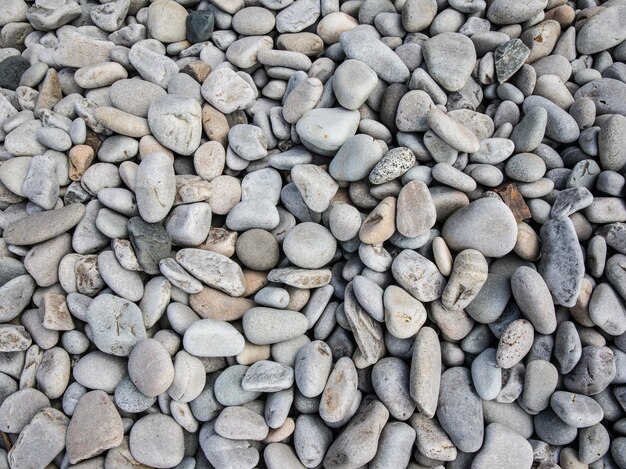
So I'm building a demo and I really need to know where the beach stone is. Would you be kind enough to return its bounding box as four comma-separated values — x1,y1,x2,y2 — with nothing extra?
186,10,214,43
598,115,626,172
551,391,604,428
442,197,518,257
575,78,626,117
369,147,415,185
495,39,530,84
169,350,206,402
134,152,176,223
128,217,171,274
4,203,85,246
86,294,147,356
539,217,585,307
437,367,484,453
109,78,167,118
66,390,124,464
511,266,556,334
201,68,256,114
392,249,445,302
72,351,126,393
323,397,389,468
241,360,293,393
148,96,202,156
114,376,156,414
296,108,360,156
291,164,338,213
0,56,30,91
522,359,558,412
243,308,308,345
579,423,611,464
576,6,626,55
90,0,129,32
496,319,534,368
215,406,269,441
130,414,185,468
472,423,533,469
176,248,245,297
589,283,626,336
372,357,414,421
442,249,488,311
7,408,68,469
396,180,436,238
276,0,320,33
523,96,579,144
236,229,280,271
283,222,336,269
128,338,174,397
340,28,410,84
183,319,245,357
294,340,332,398
148,0,187,43
423,33,476,92
410,327,441,418
402,0,437,32
564,346,616,396
229,124,268,161
333,59,378,110
0,387,48,435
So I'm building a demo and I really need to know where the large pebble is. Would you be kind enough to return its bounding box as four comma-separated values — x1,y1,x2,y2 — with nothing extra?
437,367,484,453
148,96,202,156
183,319,245,357
86,293,147,356
442,197,518,257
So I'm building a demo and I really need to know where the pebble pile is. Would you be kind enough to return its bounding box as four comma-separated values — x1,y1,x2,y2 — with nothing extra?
0,0,625,467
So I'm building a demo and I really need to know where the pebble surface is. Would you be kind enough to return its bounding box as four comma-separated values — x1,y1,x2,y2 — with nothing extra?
0,0,624,467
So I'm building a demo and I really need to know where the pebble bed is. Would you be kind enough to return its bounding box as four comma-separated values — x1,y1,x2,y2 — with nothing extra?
0,0,625,467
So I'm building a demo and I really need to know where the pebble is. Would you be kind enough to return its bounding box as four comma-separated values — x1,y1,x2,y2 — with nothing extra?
333,59,378,110
296,107,360,156
323,397,389,468
442,249,488,310
148,96,202,156
176,248,245,297
183,318,245,357
3,203,85,246
437,367,484,453
497,319,534,368
472,423,533,469
7,408,68,469
243,307,308,345
539,217,585,307
340,28,410,84
442,197,518,257
66,390,124,464
283,222,336,269
551,391,604,428
147,0,188,43
130,414,184,468
392,249,446,302
423,33,476,92
523,359,558,412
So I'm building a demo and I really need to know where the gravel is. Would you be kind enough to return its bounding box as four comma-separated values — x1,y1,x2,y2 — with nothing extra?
0,0,625,467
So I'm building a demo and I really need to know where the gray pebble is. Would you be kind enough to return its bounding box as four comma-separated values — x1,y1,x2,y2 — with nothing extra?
437,367,484,453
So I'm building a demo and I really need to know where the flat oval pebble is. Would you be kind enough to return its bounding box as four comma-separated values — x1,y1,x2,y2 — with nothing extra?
243,307,309,345
183,318,245,357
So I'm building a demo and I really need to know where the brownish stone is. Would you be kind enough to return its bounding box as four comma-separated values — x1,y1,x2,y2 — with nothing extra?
68,145,94,181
